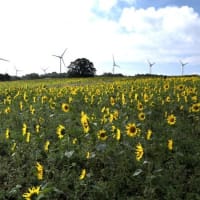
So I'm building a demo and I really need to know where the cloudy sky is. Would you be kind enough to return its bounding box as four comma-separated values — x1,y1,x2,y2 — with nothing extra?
0,0,200,76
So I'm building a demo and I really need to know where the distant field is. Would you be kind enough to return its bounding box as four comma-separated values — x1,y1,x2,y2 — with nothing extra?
0,76,200,199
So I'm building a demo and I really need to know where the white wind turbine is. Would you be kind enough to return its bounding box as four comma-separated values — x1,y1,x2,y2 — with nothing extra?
147,59,155,74
112,55,120,74
41,67,49,74
14,66,22,76
52,48,67,73
179,60,188,76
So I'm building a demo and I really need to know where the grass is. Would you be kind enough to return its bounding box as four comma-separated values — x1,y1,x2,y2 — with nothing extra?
0,76,200,199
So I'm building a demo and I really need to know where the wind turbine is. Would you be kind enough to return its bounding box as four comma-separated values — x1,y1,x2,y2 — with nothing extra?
41,67,49,74
14,66,22,76
147,59,155,74
52,48,67,73
112,54,120,74
179,60,188,76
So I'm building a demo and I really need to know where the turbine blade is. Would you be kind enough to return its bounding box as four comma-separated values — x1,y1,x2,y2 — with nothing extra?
61,58,66,67
52,55,60,58
0,58,9,62
61,48,68,57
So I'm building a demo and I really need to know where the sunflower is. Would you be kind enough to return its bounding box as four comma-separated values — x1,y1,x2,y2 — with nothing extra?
146,129,152,140
112,126,121,141
36,162,43,180
191,103,200,112
163,83,169,90
167,114,176,125
135,143,144,161
79,169,86,180
26,132,31,143
97,129,107,140
177,84,184,91
5,128,10,139
19,101,23,111
137,102,143,111
81,112,90,133
168,139,173,151
22,186,41,200
56,125,65,139
44,140,50,152
165,96,170,103
35,124,40,133
22,123,27,136
113,110,119,120
126,123,138,137
61,103,69,112
138,112,145,121
110,96,115,106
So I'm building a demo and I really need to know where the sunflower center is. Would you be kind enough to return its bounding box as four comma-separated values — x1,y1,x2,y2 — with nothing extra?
130,126,136,133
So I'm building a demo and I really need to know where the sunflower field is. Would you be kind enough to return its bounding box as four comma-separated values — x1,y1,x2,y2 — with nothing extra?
0,76,200,200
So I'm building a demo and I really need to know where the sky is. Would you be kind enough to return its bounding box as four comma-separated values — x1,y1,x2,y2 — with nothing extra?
0,0,200,76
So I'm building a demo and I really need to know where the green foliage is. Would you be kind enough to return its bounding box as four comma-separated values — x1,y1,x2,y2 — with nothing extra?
67,58,96,77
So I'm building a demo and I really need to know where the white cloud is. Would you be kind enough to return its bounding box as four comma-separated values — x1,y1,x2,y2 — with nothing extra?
118,5,200,63
94,0,118,12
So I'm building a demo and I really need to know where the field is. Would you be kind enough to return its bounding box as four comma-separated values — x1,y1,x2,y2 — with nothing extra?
0,76,200,200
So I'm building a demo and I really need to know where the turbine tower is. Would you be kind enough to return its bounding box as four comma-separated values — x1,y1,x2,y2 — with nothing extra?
147,59,155,74
112,55,120,74
52,48,67,73
180,60,188,76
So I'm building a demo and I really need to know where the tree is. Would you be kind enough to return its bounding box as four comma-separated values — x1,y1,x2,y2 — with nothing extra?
67,58,96,77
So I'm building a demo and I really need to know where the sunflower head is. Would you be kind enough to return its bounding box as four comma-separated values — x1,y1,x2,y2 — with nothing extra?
61,103,69,112
23,186,41,200
168,139,173,151
56,125,65,139
137,102,143,111
167,114,176,125
126,123,138,137
191,103,200,112
97,129,107,140
138,112,145,121
135,143,144,161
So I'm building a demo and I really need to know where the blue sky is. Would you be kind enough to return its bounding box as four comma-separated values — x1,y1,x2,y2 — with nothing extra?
0,0,199,76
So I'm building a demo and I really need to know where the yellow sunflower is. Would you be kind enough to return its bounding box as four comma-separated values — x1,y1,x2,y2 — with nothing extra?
168,139,173,151
36,162,43,180
110,96,115,106
81,112,90,133
61,103,69,112
56,125,65,139
44,140,50,152
126,123,138,137
97,129,107,140
135,143,144,161
79,169,86,180
146,129,152,140
191,103,200,112
22,186,41,200
137,102,143,111
138,112,145,121
167,114,176,125
163,83,169,90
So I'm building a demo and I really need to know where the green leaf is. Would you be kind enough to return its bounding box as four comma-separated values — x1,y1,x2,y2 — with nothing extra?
133,169,143,176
